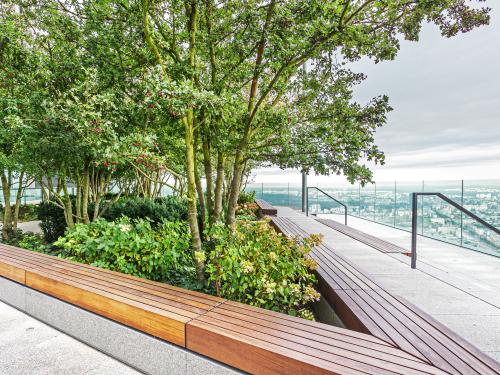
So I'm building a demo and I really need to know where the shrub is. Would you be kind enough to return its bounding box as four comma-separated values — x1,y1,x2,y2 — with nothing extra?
102,196,188,225
0,229,52,254
38,195,189,243
38,201,68,243
236,202,259,220
17,204,39,222
204,219,321,319
237,190,256,204
54,217,194,282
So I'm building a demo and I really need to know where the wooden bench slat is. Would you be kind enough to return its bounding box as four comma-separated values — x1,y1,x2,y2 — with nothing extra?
188,314,445,375
0,250,207,318
0,243,222,304
202,307,434,369
269,215,500,375
255,199,278,216
0,246,217,311
316,218,410,255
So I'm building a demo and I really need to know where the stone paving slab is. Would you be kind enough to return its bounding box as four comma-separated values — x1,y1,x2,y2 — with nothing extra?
276,206,500,356
0,301,141,375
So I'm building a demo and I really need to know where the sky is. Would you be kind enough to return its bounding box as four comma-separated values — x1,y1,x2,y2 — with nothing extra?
253,1,500,185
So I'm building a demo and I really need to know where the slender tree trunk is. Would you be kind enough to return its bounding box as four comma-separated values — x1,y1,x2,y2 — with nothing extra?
184,111,204,282
13,172,25,231
211,151,224,224
226,126,251,226
1,171,13,240
61,179,74,228
75,182,82,224
82,164,90,224
202,135,214,219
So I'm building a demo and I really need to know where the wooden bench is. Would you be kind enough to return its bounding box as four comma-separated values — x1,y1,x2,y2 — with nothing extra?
0,243,446,375
269,216,500,375
255,198,278,216
316,218,410,255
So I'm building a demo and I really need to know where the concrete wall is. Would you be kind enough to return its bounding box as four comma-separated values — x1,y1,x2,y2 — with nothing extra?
0,276,243,375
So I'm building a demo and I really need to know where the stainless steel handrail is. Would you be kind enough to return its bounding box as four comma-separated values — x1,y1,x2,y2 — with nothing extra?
306,187,348,225
411,192,500,269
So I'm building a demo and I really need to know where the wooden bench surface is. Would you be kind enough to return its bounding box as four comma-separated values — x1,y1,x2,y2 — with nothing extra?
269,216,500,375
0,242,449,375
316,218,410,255
255,199,278,216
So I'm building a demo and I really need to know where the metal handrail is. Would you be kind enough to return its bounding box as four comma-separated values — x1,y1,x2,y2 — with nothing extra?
306,187,348,225
411,192,500,269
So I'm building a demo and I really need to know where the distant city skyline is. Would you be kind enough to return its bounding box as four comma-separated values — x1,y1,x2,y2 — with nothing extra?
253,0,499,184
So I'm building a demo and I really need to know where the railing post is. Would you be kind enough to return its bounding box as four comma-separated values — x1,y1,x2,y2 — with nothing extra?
344,207,347,226
460,180,464,247
306,187,309,216
301,172,307,212
411,192,418,269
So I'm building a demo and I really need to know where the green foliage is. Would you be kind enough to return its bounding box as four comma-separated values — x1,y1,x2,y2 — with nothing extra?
37,201,68,243
235,202,259,221
237,191,256,204
0,229,51,254
55,217,194,282
16,204,39,222
102,196,188,225
204,220,321,319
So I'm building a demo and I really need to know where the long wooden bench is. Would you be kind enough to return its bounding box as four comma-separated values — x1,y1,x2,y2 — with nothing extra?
255,198,278,216
316,218,410,255
269,216,500,375
0,243,446,375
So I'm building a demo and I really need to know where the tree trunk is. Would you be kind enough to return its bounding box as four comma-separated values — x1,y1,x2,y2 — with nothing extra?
61,179,74,228
13,172,25,231
194,163,205,236
226,149,244,227
82,164,90,224
184,111,205,282
211,151,224,224
202,135,214,219
226,124,252,226
75,182,82,224
1,171,13,240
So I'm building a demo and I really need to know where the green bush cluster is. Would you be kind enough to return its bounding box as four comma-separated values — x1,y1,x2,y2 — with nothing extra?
0,229,52,254
37,201,69,243
38,195,189,243
237,190,256,204
102,196,188,225
204,219,321,319
55,217,194,281
55,217,194,282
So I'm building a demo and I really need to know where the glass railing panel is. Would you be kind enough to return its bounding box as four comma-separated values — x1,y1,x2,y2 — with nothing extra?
394,181,422,231
462,180,500,254
261,183,293,207
419,194,462,246
359,183,375,221
374,181,396,226
422,180,462,238
245,183,263,200
316,185,349,215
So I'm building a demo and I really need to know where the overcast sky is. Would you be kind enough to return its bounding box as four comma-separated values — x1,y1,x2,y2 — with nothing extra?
254,0,499,185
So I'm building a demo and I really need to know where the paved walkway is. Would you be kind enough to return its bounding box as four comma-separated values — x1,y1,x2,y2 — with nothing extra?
0,221,42,234
277,206,500,362
0,301,140,375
